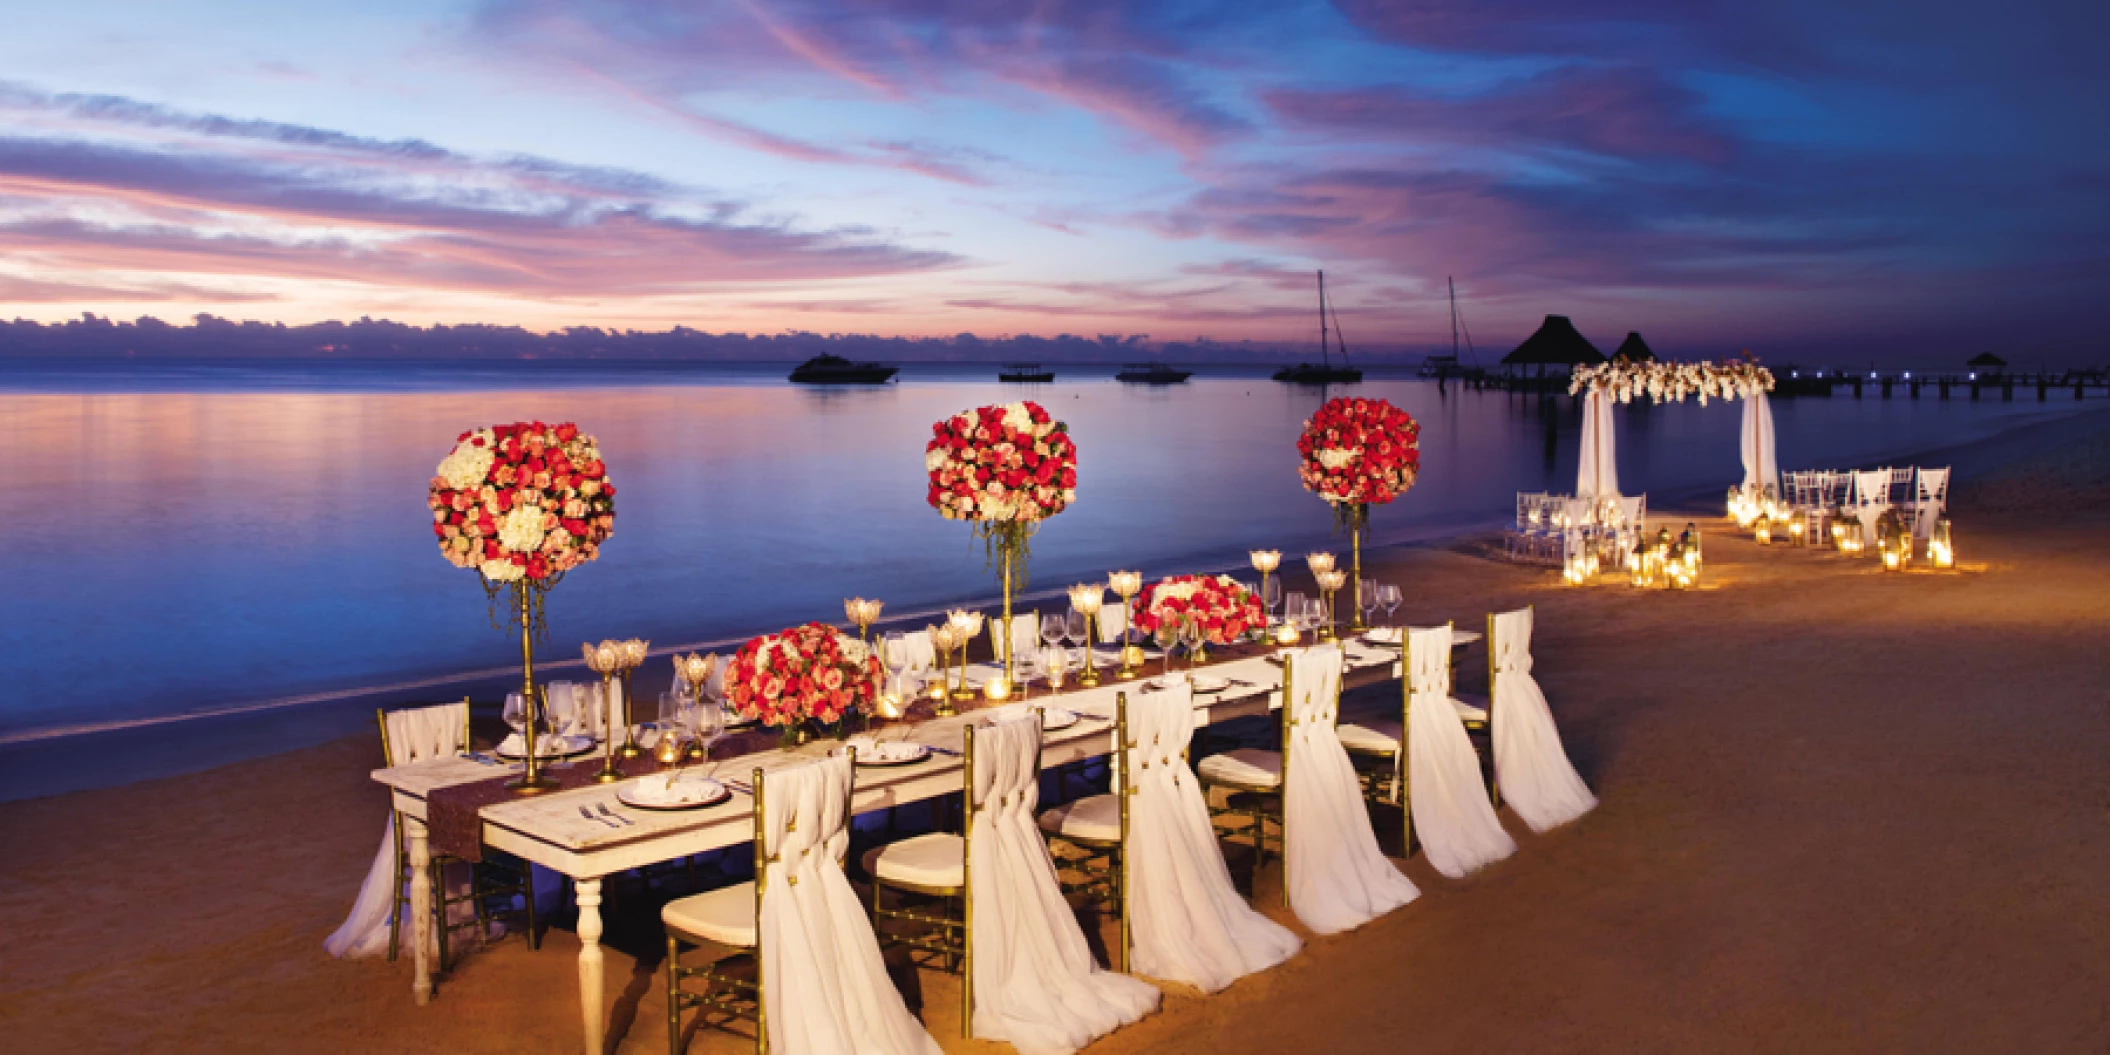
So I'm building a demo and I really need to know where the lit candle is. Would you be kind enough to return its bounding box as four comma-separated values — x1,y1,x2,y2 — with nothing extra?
621,638,649,670
1306,552,1336,576
1068,583,1104,614
1248,549,1281,574
1107,570,1142,599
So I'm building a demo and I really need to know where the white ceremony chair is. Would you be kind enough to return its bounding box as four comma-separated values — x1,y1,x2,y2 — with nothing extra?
1853,469,1892,548
1489,607,1598,833
665,752,940,1055
1890,466,1917,507
1337,630,1492,847
1039,686,1300,992
1911,466,1950,541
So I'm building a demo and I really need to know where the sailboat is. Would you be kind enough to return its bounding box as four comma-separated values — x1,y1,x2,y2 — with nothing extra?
1273,270,1363,384
1418,276,1477,378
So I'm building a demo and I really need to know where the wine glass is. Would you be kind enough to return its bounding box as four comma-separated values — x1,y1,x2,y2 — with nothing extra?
1040,610,1064,664
1153,620,1180,678
881,630,908,699
694,694,725,760
502,692,528,747
1379,583,1403,625
1262,576,1282,628
1285,591,1308,631
1041,644,1070,691
1063,610,1087,669
1358,577,1379,628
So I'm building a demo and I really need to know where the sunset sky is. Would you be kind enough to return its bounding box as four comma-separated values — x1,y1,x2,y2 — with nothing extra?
1,1,2104,362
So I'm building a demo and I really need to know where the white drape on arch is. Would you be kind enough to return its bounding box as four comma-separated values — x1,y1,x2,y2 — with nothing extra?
1489,609,1598,832
760,753,942,1055
1282,644,1420,934
1577,388,1620,499
971,714,1158,1054
1405,627,1516,878
1740,389,1780,496
1123,683,1302,992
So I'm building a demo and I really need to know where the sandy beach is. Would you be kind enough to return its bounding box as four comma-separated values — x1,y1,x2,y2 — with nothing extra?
6,407,2107,1054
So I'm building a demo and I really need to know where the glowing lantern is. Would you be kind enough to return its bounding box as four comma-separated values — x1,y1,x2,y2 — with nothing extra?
1930,519,1955,569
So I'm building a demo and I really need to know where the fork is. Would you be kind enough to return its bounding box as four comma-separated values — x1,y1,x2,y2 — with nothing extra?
596,802,634,827
578,805,619,829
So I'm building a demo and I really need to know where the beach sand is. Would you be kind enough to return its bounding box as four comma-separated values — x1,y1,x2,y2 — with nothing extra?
5,408,2108,1053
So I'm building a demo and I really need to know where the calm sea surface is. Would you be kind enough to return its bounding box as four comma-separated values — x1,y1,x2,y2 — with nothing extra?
0,359,2076,741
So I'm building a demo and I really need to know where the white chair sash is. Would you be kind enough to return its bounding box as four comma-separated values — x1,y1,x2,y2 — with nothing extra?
1096,604,1128,644
1282,644,1420,934
970,714,1158,1054
1489,610,1597,833
1914,467,1950,539
326,701,469,959
988,613,1040,669
1405,628,1516,878
1854,469,1892,544
761,754,942,1055
1123,684,1301,992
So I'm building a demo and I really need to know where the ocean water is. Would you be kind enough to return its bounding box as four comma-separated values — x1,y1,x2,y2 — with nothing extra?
0,359,2077,742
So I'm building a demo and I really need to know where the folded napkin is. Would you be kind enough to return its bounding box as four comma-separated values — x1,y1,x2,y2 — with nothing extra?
625,774,721,807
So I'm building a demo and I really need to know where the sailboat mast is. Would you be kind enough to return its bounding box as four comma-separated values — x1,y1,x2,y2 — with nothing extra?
1450,277,1459,358
1317,269,1331,368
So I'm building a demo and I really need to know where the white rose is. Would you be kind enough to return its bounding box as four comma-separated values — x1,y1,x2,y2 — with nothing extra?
1318,448,1356,469
925,448,949,472
436,442,495,490
1002,402,1033,433
838,636,870,664
499,502,547,552
481,559,523,582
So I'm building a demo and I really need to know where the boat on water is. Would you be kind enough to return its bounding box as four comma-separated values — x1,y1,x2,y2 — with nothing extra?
1114,362,1193,384
1419,277,1479,380
1417,354,1461,378
787,354,898,384
1272,270,1362,384
999,362,1055,382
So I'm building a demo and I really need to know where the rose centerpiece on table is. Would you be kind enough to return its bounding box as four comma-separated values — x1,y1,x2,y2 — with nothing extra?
1132,574,1264,663
924,400,1077,691
1297,397,1419,632
726,622,885,747
428,421,616,793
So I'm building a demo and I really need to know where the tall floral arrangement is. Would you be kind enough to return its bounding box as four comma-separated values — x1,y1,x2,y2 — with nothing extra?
1570,358,1775,404
427,420,615,793
1133,574,1264,645
1297,397,1421,510
1296,397,1419,632
430,421,616,584
726,623,884,733
925,400,1077,683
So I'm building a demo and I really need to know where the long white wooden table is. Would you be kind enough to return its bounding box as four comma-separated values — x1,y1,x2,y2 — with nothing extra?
372,638,1426,1054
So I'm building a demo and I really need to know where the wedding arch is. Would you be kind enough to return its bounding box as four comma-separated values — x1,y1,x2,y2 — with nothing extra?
1566,357,1778,500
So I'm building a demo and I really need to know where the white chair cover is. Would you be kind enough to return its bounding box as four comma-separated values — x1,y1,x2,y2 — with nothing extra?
970,714,1158,1053
1489,610,1597,833
326,701,470,959
1405,628,1516,878
1854,469,1891,544
988,613,1040,670
1576,388,1620,499
761,754,942,1055
1123,684,1301,992
884,630,938,696
1914,467,1950,540
1740,390,1780,497
1282,644,1420,934
1096,604,1128,643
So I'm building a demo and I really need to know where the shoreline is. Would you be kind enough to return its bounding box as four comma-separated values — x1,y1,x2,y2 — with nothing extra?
6,402,2103,805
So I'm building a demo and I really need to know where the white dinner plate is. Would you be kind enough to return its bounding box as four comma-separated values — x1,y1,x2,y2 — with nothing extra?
984,704,1080,730
1147,674,1231,694
617,777,730,811
1361,627,1403,645
495,733,596,760
842,739,932,766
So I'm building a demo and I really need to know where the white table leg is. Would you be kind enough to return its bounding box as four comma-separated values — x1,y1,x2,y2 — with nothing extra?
576,876,605,1055
408,817,434,1006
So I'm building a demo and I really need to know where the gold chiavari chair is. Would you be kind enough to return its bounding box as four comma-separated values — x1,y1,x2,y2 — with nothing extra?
1335,623,1496,854
377,700,536,970
865,716,1041,1038
1195,655,1299,897
662,754,859,1054
1035,692,1133,971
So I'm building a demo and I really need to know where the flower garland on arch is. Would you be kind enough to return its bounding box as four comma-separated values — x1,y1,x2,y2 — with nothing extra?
1569,358,1775,405
725,622,884,730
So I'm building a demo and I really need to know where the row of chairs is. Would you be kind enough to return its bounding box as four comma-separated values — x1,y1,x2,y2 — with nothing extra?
1784,466,1949,542
1506,492,1646,566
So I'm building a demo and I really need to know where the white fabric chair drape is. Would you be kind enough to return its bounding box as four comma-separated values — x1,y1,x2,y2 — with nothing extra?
1854,469,1891,544
1489,610,1597,833
988,613,1040,669
326,702,470,959
1405,627,1516,878
1913,467,1950,540
1281,644,1420,934
1577,388,1620,499
970,714,1158,1054
1740,390,1781,497
1123,684,1301,992
761,753,943,1055
884,630,938,696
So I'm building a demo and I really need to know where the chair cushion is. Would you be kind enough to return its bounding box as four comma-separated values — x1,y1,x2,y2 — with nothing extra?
1336,720,1400,754
862,832,965,890
1452,694,1488,723
1197,748,1282,790
662,881,756,948
1038,794,1121,843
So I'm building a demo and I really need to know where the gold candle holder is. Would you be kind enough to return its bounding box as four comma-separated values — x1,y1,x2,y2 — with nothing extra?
1068,582,1105,688
617,638,649,758
946,609,983,704
1108,570,1144,679
584,642,625,783
1317,568,1345,641
1249,549,1280,642
844,597,884,643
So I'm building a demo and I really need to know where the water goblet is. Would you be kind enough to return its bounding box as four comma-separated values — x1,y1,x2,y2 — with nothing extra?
1262,576,1282,626
1042,644,1070,692
1379,583,1403,624
502,692,528,744
1358,577,1379,628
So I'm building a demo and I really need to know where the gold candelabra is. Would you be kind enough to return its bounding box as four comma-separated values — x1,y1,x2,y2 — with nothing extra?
1249,549,1280,643
844,597,884,643
505,582,558,794
583,642,626,783
674,651,716,761
1108,570,1144,678
1068,583,1105,687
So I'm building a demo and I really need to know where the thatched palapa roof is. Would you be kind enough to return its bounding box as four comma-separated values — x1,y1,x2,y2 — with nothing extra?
1612,332,1655,361
1503,315,1605,366
1966,352,2007,368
